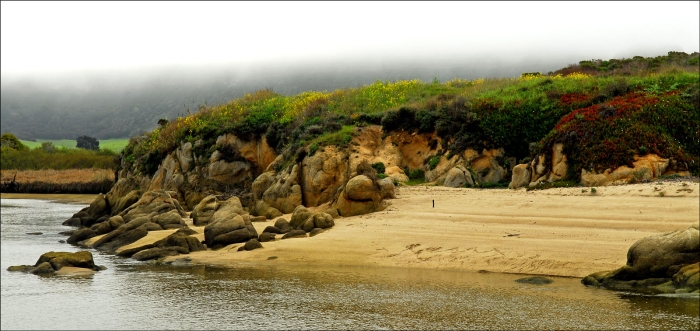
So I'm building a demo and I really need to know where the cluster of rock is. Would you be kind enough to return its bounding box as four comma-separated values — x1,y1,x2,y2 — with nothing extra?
119,228,206,261
64,190,188,252
200,196,260,249
582,224,699,294
507,143,690,189
7,251,105,275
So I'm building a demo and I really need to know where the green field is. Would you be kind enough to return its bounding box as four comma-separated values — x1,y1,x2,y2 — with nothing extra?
20,139,129,152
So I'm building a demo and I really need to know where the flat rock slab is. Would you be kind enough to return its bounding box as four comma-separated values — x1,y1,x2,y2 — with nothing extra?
54,267,97,276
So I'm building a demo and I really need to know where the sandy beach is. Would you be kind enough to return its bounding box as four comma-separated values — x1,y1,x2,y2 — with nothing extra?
156,180,700,278
10,180,698,278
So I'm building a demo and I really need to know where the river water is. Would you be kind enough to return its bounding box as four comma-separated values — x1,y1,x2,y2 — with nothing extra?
1,198,698,330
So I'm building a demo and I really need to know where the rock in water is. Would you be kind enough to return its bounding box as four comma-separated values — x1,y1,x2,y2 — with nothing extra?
515,276,553,285
582,224,700,294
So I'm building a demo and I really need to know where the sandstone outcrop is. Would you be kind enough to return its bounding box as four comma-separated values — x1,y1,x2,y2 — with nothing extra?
262,165,303,214
580,154,671,187
301,146,349,207
384,166,409,183
333,175,388,217
582,224,700,294
443,165,474,188
203,199,259,249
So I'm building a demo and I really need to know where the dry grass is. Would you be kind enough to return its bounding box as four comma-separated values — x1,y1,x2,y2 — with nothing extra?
1,169,115,194
1,169,114,184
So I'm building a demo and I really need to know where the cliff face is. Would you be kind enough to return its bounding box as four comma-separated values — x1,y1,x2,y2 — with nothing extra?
112,125,515,214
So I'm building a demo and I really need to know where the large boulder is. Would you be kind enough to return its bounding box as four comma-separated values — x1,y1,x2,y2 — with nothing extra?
443,166,474,188
262,165,303,214
63,194,111,227
582,224,700,294
203,206,258,249
345,175,376,201
119,190,185,223
301,147,349,207
385,166,409,183
508,164,531,189
151,210,187,229
377,178,396,199
252,172,276,201
626,224,699,279
191,195,218,226
333,175,385,217
250,200,283,220
470,149,507,185
35,251,96,270
289,205,335,232
208,159,251,185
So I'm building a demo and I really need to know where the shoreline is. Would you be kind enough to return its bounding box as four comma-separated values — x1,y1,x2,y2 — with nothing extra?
159,180,699,278
11,180,699,278
0,193,97,204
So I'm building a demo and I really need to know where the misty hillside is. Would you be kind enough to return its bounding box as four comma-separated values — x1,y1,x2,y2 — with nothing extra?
1,58,564,140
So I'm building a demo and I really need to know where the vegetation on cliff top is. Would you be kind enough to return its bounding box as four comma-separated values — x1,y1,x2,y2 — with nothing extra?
121,51,700,178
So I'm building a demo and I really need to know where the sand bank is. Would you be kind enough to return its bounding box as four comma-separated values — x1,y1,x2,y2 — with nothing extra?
160,180,699,278
1,193,97,204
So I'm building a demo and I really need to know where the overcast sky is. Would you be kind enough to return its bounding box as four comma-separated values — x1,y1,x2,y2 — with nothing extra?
1,1,699,77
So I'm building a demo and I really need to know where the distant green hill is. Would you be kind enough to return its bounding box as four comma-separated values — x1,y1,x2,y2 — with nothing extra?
19,139,128,152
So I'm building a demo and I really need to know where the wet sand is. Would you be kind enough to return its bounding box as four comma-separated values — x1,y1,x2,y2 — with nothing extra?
0,193,97,204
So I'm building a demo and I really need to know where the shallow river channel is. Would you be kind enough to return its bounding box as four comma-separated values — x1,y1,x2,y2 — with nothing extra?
1,198,698,330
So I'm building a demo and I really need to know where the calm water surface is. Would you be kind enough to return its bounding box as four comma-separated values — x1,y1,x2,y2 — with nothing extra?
1,198,698,330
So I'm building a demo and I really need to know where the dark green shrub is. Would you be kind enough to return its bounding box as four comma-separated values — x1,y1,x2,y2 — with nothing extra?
428,156,440,170
371,162,386,174
265,122,290,153
0,133,28,151
305,125,324,136
415,110,436,133
309,142,319,156
357,113,383,125
381,107,416,132
406,168,425,180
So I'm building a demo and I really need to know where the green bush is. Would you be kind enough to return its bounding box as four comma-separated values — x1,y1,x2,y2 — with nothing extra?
381,107,416,132
371,162,386,174
415,110,436,133
406,167,425,180
428,156,440,170
1,133,28,151
309,142,319,156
